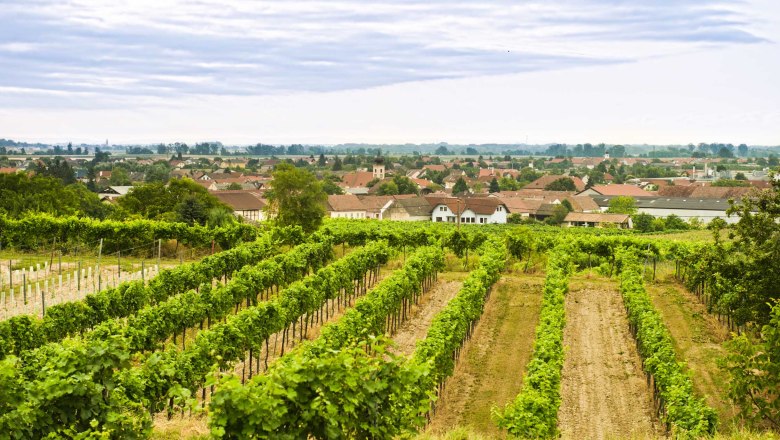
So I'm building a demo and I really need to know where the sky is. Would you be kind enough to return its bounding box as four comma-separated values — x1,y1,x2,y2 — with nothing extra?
0,0,778,146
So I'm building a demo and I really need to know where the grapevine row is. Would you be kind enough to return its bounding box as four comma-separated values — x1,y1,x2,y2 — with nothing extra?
208,245,445,438
616,248,717,437
0,233,282,359
495,243,572,438
0,213,260,251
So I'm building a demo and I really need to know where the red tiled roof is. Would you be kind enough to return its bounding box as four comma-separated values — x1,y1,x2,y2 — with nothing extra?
339,171,375,188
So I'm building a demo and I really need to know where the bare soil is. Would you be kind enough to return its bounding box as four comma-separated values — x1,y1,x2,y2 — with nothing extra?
558,277,660,440
426,274,545,438
391,279,464,356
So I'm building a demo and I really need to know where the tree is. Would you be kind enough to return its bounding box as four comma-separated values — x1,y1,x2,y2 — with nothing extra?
632,212,655,232
498,177,519,191
735,172,747,180
264,163,326,233
452,177,469,194
332,156,343,171
489,178,500,193
435,145,450,155
663,214,688,230
177,195,207,225
226,182,243,190
544,177,576,191
606,196,637,214
317,154,326,167
109,168,131,186
738,144,749,157
545,203,570,226
321,180,344,195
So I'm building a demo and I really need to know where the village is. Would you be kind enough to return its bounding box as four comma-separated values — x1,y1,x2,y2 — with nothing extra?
2,146,773,230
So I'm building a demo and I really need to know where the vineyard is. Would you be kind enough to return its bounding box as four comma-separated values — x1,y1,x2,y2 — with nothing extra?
0,213,779,439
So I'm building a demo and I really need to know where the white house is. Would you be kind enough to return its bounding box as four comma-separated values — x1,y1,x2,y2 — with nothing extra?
430,197,508,224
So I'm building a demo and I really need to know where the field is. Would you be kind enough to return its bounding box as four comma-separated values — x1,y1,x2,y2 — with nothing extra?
1,220,778,439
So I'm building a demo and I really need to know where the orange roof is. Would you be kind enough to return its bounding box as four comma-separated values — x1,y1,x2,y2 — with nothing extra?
340,171,375,188
564,212,630,224
657,186,754,199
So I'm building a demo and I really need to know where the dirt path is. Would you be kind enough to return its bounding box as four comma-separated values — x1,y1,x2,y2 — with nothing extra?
558,277,659,440
391,279,463,356
646,279,737,428
426,273,544,438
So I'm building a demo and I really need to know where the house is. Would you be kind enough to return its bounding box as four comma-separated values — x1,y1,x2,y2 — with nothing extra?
358,195,400,220
384,197,436,221
211,191,267,222
578,184,653,197
501,198,544,218
657,186,754,199
99,186,133,201
430,197,508,224
524,175,586,192
591,195,740,224
563,212,632,229
326,194,367,219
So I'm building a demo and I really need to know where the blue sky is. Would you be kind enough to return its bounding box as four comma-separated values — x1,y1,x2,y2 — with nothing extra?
0,0,778,145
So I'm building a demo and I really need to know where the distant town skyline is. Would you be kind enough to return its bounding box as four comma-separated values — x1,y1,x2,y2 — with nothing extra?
1,0,779,145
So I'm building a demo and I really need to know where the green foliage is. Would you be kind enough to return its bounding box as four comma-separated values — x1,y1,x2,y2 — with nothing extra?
0,172,110,218
375,176,419,196
452,177,469,194
606,196,637,214
116,178,228,225
265,163,327,233
712,179,751,187
722,302,780,429
210,338,430,439
616,249,717,437
208,246,442,437
632,212,655,232
494,244,572,438
0,234,280,360
489,178,500,193
543,177,576,191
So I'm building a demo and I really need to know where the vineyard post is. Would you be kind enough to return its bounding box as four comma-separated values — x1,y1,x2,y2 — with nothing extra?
117,251,121,281
49,237,56,272
22,273,26,304
157,239,162,271
41,287,45,316
78,260,81,291
97,238,103,291
58,250,62,275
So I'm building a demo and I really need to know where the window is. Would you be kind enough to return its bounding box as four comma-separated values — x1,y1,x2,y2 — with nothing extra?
480,218,486,224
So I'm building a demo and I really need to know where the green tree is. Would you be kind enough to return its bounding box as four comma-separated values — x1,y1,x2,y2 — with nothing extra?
606,196,637,214
452,177,469,194
631,212,655,232
545,203,570,226
376,181,399,195
331,155,343,171
177,195,207,225
735,172,747,180
489,178,500,193
109,168,132,186
264,163,326,233
321,180,344,195
317,154,326,167
544,177,576,191
226,182,243,190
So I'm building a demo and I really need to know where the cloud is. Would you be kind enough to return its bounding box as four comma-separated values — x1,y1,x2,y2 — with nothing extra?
0,0,766,108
